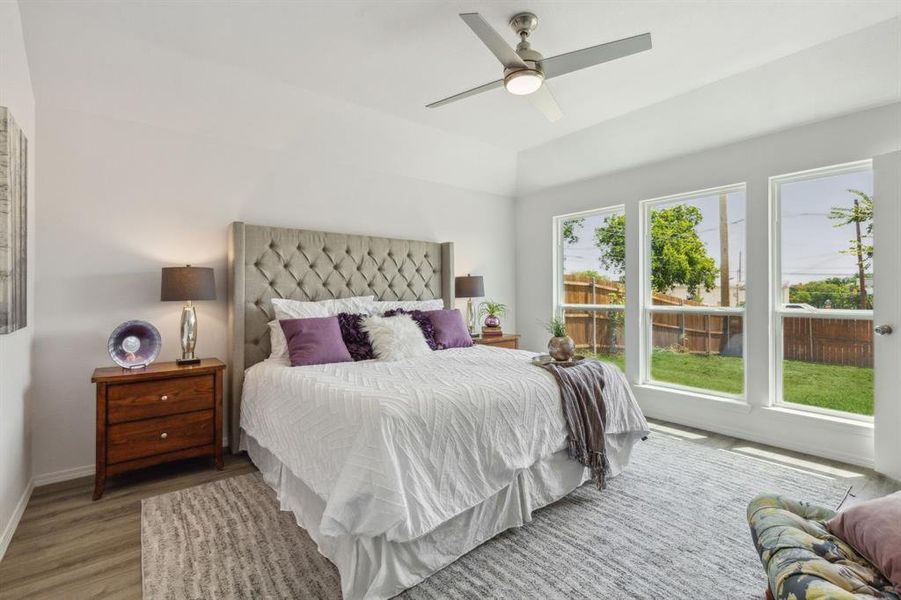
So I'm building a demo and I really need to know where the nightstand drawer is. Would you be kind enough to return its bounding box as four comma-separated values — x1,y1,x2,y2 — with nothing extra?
107,374,213,424
107,410,213,464
474,334,520,349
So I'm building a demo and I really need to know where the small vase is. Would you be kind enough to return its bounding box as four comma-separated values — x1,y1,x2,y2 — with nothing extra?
548,336,576,361
484,314,501,328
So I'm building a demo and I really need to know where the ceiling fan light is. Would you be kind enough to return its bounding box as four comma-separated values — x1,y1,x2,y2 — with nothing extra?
504,69,543,95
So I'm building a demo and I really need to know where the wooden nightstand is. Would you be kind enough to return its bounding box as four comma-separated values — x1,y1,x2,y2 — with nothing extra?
473,334,520,350
91,358,226,500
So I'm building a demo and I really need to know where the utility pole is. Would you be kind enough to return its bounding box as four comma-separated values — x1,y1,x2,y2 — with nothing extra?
719,193,730,355
719,194,730,307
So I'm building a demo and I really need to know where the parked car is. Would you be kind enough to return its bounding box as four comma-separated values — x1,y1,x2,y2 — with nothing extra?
783,303,820,312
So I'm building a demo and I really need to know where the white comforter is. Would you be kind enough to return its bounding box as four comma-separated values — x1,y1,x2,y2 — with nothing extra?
241,345,649,544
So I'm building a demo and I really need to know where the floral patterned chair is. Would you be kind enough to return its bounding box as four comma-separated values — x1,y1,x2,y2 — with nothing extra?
747,494,900,600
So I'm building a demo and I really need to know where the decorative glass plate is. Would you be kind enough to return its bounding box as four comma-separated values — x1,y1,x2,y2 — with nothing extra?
531,354,586,367
108,320,161,369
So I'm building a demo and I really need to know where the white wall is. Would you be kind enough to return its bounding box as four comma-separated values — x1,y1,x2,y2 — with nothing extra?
515,103,901,469
0,0,36,559
516,17,901,194
30,102,517,480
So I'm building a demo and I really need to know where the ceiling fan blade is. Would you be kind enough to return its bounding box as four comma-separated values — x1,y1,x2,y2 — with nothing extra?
542,32,652,79
527,83,563,122
426,79,504,109
459,13,527,69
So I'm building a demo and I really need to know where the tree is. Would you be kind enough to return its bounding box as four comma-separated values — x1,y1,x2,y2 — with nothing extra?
593,214,626,276
789,276,868,310
828,189,873,309
605,287,625,354
594,206,718,298
562,218,585,245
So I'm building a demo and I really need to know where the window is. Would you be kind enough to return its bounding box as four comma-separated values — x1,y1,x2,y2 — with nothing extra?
771,161,874,418
555,207,625,369
640,185,747,396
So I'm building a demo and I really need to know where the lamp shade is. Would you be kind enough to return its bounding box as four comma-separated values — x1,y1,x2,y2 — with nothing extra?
454,275,484,298
160,266,216,301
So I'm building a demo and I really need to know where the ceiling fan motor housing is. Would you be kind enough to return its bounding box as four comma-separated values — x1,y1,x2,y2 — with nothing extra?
505,45,544,95
508,12,544,83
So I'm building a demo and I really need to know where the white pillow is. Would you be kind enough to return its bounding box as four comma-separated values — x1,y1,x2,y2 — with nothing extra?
373,299,444,314
362,314,431,361
272,295,375,320
268,320,289,360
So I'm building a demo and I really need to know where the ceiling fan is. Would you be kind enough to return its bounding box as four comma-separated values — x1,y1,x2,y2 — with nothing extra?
427,12,652,122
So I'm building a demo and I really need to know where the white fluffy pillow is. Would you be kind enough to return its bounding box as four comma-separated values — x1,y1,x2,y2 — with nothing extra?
272,295,375,320
268,320,289,360
373,299,444,314
362,314,431,361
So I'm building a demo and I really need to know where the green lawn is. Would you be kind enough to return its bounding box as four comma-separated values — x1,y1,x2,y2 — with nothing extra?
586,350,873,416
651,351,744,395
781,358,873,415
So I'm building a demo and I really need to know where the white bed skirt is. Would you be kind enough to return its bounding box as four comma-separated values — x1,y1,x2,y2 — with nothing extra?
242,431,639,600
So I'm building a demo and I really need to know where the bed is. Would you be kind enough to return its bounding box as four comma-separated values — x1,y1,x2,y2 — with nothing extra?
227,222,649,599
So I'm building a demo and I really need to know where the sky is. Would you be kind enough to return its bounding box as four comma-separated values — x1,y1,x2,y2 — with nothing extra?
563,191,746,284
563,169,873,291
779,170,873,285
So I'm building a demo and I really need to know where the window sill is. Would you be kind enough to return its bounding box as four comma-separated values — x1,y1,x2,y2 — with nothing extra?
634,385,875,429
634,383,751,413
760,404,874,430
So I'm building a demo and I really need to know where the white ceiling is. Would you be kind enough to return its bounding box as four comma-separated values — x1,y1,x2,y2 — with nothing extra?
18,0,901,154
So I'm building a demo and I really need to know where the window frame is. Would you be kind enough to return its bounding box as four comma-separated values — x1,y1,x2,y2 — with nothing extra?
769,159,874,422
553,205,627,354
639,183,748,400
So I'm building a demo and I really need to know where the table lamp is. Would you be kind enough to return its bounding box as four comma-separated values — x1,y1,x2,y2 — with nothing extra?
454,274,484,336
161,265,216,365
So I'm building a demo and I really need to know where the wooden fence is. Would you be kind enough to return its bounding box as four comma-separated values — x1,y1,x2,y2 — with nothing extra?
782,316,872,368
563,275,872,367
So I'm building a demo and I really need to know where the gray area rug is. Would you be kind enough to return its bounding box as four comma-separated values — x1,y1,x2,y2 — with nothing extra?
142,434,844,599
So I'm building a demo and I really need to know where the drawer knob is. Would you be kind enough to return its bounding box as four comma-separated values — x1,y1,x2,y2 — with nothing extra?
160,432,168,439
160,395,169,401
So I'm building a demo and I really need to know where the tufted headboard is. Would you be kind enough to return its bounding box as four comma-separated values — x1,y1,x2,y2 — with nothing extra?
226,222,454,451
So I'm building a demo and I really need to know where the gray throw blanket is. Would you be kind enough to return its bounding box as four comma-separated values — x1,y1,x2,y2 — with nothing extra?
541,359,611,490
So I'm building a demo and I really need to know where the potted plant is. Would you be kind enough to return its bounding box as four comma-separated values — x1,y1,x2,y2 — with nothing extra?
545,316,576,362
479,300,507,330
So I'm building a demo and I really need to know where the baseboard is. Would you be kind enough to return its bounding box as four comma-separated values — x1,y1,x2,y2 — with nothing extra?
0,479,34,562
32,438,230,488
32,464,95,487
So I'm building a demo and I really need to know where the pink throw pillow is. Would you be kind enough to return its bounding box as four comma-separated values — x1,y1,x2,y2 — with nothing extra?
827,490,901,590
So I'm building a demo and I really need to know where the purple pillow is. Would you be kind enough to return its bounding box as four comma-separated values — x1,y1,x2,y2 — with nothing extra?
383,309,440,350
426,309,473,349
337,313,374,361
279,316,352,367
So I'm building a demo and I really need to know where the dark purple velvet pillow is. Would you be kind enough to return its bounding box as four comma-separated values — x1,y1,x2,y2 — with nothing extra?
279,316,352,367
383,309,440,350
337,312,375,361
426,309,473,349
